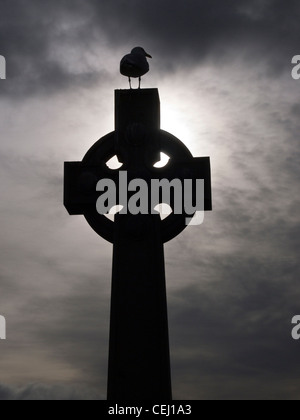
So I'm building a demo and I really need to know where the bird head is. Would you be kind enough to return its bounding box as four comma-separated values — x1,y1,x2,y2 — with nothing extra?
131,47,152,59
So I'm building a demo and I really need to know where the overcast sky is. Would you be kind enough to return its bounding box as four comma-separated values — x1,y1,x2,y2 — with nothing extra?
0,0,300,400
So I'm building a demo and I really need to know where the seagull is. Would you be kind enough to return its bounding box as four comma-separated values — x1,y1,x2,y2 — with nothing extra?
120,47,152,89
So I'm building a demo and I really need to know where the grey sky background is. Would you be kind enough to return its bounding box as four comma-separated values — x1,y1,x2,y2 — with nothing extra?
0,0,300,400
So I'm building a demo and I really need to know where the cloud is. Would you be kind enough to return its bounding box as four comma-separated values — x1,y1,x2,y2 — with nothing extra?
0,383,102,400
0,0,108,97
0,0,299,401
1,0,298,98
168,271,300,400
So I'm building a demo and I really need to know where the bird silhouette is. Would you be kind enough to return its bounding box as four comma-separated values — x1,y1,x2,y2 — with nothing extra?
120,47,152,89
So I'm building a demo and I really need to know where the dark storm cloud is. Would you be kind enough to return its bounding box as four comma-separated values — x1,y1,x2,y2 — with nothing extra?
0,0,105,97
167,213,300,399
90,0,300,67
168,265,300,399
0,0,298,97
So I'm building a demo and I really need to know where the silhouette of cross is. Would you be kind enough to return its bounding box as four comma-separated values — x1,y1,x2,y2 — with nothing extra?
64,89,212,400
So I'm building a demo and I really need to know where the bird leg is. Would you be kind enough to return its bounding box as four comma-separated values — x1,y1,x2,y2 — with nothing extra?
129,77,132,89
138,77,141,89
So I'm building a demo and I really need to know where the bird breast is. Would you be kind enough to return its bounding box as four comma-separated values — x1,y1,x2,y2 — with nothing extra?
120,54,150,78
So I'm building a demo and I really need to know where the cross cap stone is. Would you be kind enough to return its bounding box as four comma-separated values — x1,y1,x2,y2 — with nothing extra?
115,89,161,166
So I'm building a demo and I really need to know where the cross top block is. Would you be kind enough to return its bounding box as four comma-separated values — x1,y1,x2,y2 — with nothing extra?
64,88,212,243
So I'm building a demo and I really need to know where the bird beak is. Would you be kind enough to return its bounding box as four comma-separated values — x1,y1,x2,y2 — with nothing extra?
146,53,152,59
